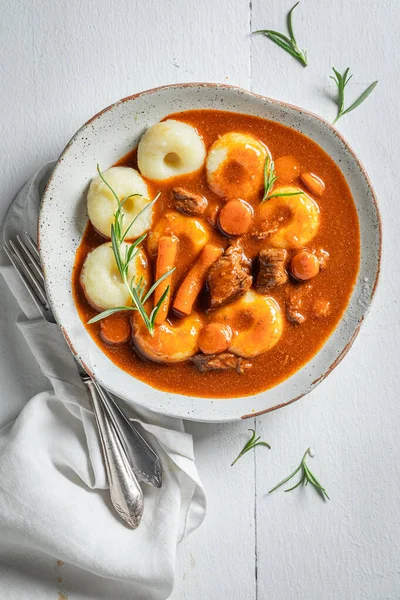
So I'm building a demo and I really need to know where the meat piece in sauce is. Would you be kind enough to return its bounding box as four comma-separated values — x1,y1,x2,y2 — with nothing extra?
191,352,252,374
207,240,252,309
285,283,312,325
172,187,208,216
206,204,220,227
313,248,330,270
286,306,306,325
256,248,288,292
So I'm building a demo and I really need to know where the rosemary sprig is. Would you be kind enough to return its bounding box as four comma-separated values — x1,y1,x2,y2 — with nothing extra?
269,448,329,500
261,156,302,203
330,67,378,124
253,2,308,68
87,165,175,336
262,155,278,201
267,191,304,200
231,429,271,466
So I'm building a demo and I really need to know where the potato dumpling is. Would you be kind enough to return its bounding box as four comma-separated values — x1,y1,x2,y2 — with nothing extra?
137,119,206,180
206,132,268,200
147,211,210,256
213,290,283,358
132,312,202,363
81,242,148,311
87,166,152,239
257,185,320,249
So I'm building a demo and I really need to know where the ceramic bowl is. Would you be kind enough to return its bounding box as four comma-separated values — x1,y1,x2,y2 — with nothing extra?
38,83,381,422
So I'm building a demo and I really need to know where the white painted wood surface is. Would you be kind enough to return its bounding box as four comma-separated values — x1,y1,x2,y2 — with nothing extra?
0,0,399,598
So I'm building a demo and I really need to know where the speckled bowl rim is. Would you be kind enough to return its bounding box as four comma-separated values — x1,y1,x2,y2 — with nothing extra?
39,82,382,422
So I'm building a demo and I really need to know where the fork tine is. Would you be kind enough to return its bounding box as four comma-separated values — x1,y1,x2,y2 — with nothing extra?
17,234,44,282
23,231,40,260
9,240,48,307
3,243,48,318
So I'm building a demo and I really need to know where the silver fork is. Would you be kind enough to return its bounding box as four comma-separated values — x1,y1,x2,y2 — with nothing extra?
4,232,162,527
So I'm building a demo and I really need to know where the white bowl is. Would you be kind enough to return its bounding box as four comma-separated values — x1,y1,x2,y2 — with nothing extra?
39,83,381,422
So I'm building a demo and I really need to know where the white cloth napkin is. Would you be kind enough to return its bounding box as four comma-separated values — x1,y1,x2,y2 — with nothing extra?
0,164,206,600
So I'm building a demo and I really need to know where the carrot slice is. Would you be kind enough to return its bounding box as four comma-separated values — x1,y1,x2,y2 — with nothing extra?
300,172,325,197
154,235,178,325
198,322,232,354
173,244,223,316
291,251,320,281
218,198,253,236
100,313,131,345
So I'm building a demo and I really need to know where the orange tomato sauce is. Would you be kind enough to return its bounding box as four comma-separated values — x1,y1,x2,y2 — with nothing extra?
72,109,360,398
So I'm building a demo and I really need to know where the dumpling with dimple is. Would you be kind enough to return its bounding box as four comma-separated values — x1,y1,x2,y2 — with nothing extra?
257,185,320,249
137,119,206,180
206,132,268,200
87,166,152,239
80,242,148,311
212,290,283,358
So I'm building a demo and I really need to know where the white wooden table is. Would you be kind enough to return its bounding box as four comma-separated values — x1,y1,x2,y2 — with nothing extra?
1,1,399,598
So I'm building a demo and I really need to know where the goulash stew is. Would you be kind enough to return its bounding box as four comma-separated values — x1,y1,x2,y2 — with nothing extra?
72,110,360,398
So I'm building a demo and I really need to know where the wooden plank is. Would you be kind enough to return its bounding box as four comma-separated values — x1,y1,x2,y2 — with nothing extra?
171,420,257,600
251,1,400,598
165,0,257,596
1,0,257,599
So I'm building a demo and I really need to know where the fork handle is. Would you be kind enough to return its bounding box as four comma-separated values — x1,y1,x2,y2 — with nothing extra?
84,378,144,528
91,379,162,488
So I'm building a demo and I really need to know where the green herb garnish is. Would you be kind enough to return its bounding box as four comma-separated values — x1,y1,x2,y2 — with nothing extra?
87,165,175,335
261,156,303,203
269,447,329,500
231,429,271,466
253,2,308,68
262,155,278,201
267,191,304,200
330,67,378,124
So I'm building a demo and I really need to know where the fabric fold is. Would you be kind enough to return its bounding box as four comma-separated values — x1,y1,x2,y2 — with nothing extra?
0,164,206,600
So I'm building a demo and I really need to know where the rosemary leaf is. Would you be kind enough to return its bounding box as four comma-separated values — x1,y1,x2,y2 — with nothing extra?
341,81,378,117
261,155,278,202
331,67,378,124
231,429,271,466
267,192,303,200
121,194,160,241
253,2,308,67
130,286,152,331
111,223,124,278
87,167,168,335
142,267,176,304
124,243,140,269
120,193,142,209
268,448,329,500
149,285,171,326
97,163,119,204
261,156,303,202
268,464,302,494
88,306,136,324
287,1,298,41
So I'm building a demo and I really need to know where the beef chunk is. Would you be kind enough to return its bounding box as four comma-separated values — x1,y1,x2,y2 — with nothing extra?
256,248,288,292
206,204,220,227
191,352,252,374
286,307,306,324
285,283,312,324
207,241,252,309
172,187,208,216
313,248,329,270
